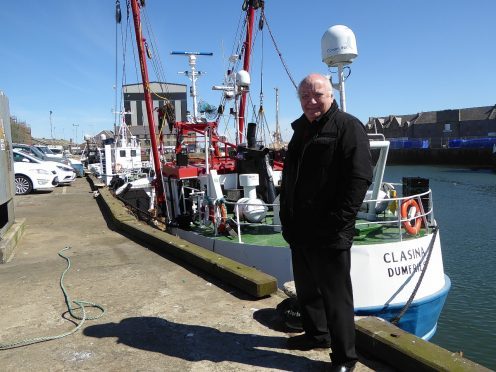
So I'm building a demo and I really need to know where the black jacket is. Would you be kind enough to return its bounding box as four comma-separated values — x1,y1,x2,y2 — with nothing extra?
279,100,373,249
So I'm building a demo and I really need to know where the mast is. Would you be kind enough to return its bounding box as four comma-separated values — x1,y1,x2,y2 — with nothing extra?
130,0,165,206
238,0,256,144
171,51,213,123
273,87,283,149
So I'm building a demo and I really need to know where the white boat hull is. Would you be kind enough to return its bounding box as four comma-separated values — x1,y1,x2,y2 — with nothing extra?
171,226,449,339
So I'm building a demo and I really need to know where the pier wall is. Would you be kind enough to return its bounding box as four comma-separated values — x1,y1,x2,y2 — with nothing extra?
0,91,16,242
374,147,493,167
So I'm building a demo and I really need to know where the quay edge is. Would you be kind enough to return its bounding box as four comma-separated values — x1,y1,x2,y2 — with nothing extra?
91,174,491,371
356,317,491,372
89,175,278,299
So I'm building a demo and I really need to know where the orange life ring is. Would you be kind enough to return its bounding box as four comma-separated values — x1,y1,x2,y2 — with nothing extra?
401,199,422,235
218,204,228,233
209,203,227,233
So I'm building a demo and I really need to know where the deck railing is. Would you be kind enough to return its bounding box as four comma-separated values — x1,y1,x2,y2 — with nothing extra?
357,188,434,242
191,188,435,244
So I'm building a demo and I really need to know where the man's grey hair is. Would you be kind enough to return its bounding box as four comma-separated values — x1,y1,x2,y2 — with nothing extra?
297,74,333,98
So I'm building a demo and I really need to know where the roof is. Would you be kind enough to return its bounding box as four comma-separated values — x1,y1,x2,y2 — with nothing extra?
368,105,496,126
123,81,187,94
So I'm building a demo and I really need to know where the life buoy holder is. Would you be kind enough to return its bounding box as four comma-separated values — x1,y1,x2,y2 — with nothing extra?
401,199,422,235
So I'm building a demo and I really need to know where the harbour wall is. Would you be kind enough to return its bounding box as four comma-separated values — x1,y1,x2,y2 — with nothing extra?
375,147,494,168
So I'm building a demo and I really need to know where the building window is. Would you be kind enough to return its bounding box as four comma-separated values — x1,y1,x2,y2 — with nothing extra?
137,101,143,126
124,101,132,126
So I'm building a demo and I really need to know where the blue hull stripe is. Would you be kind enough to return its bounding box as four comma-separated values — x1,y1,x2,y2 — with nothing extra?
355,275,451,340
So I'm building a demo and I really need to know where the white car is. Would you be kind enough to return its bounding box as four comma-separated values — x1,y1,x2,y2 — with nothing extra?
13,149,76,185
13,153,58,195
35,145,64,158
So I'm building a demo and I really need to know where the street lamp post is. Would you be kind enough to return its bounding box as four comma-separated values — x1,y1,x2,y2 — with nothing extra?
49,110,53,138
72,123,79,144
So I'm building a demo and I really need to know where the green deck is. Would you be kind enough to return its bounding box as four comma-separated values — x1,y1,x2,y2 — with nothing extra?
190,213,427,247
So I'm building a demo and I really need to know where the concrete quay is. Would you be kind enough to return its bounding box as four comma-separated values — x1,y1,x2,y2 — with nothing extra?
0,177,490,371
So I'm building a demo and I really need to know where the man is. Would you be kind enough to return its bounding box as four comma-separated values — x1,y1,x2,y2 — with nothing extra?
279,73,372,371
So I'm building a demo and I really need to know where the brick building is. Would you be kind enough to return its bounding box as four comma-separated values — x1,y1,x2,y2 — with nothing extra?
366,105,496,148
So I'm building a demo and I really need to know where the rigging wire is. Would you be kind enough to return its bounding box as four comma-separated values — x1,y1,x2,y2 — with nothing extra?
116,0,133,122
114,0,131,132
212,8,247,143
141,6,169,89
261,12,297,90
119,2,131,115
127,1,142,96
114,1,121,133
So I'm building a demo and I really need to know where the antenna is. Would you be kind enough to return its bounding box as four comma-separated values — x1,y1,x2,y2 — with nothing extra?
321,25,358,112
171,51,213,122
273,88,283,150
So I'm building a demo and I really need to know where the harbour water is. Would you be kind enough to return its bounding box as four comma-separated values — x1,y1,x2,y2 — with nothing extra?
384,165,496,369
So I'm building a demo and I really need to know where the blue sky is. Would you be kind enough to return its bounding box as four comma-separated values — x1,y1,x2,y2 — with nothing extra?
1,1,495,143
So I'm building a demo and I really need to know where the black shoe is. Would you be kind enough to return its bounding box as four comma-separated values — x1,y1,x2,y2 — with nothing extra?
286,334,331,350
327,361,356,372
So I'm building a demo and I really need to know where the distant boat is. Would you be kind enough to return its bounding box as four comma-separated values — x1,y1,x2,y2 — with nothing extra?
82,121,151,185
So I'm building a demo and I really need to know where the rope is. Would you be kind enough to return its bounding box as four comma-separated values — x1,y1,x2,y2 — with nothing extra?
0,247,105,350
390,227,438,324
261,13,297,90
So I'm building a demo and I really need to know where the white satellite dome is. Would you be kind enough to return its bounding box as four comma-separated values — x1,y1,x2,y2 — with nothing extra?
236,70,250,88
321,25,358,67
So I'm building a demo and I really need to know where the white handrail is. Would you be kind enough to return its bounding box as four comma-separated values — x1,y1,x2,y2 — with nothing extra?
191,189,434,243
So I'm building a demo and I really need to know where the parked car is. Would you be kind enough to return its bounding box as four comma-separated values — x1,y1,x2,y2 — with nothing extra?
12,153,58,195
12,143,84,178
35,145,64,159
13,149,76,185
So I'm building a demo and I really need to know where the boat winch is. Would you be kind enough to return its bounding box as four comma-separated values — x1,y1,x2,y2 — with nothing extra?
235,174,267,223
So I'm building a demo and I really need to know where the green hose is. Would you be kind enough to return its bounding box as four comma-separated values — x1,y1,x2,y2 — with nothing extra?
0,247,105,350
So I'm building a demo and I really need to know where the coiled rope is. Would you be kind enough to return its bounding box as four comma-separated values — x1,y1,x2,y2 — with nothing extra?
0,247,105,350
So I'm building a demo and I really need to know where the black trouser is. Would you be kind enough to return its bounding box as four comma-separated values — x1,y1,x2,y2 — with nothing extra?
291,243,358,364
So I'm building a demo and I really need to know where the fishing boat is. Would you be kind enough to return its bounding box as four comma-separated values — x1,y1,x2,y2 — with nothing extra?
81,120,152,186
80,135,104,176
119,0,450,340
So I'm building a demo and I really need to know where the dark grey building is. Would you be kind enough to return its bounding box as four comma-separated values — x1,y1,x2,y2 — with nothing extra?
123,82,187,147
